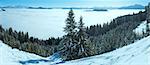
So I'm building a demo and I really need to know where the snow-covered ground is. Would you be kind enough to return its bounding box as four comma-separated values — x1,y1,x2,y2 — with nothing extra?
0,35,150,65
0,8,143,39
0,40,62,65
0,40,45,65
134,21,150,35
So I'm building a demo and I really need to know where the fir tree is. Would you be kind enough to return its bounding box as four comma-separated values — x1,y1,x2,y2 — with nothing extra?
0,25,4,32
77,16,88,56
24,32,29,42
61,9,78,60
18,31,22,42
64,9,77,39
77,16,96,57
8,27,13,35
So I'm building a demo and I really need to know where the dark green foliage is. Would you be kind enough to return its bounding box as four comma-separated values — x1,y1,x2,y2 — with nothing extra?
64,9,77,35
87,11,147,55
61,9,78,60
76,16,90,57
60,10,96,60
78,16,86,39
46,37,61,45
8,27,13,35
29,37,34,42
24,32,29,42
0,25,2,31
146,4,150,35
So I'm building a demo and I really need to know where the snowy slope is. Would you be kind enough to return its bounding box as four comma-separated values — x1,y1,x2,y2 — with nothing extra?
0,40,63,65
0,40,47,65
59,36,150,65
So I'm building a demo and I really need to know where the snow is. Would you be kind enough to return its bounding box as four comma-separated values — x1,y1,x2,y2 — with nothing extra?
0,8,143,39
133,21,150,35
0,40,63,65
0,35,150,65
0,40,47,65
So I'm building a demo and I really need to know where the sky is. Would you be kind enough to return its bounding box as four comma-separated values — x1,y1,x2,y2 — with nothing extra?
0,0,149,7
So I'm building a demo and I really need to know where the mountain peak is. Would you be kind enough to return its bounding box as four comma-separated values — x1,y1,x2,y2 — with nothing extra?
119,4,144,9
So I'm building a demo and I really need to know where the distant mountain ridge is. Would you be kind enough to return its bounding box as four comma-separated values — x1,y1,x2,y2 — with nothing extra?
0,4,145,9
119,4,145,9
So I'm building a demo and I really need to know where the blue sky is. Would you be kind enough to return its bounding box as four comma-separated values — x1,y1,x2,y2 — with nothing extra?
0,0,149,7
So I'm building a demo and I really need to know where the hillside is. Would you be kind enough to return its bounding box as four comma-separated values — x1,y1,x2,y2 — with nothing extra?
0,40,45,65
59,36,150,65
0,40,63,65
0,35,150,65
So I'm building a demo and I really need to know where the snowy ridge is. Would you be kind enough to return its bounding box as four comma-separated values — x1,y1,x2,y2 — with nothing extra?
0,36,150,65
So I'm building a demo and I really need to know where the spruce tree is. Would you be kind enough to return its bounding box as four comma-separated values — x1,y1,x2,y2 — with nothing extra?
18,31,22,42
64,9,77,39
24,32,29,42
0,25,2,32
62,9,77,60
78,16,86,44
77,16,88,56
77,16,96,58
8,27,13,35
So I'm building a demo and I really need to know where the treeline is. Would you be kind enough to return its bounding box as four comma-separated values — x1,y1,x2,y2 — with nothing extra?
86,10,148,55
86,11,146,36
0,25,62,57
